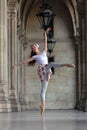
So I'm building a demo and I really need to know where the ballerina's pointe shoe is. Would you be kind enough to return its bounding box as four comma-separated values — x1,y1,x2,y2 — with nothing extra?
71,64,75,68
68,64,75,68
40,105,45,116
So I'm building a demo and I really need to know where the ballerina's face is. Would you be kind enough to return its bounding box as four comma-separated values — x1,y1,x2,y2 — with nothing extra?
31,44,39,53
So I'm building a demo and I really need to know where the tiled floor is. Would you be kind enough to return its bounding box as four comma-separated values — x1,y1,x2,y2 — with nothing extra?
0,110,87,130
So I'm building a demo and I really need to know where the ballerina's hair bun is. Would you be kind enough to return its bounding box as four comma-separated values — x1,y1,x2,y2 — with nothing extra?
35,44,39,48
31,43,40,48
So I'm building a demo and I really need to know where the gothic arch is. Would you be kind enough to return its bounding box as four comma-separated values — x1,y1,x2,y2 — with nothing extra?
64,0,79,36
19,0,39,30
19,0,79,110
18,0,79,37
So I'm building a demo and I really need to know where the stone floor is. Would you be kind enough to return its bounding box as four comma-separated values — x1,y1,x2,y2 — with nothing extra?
0,110,87,130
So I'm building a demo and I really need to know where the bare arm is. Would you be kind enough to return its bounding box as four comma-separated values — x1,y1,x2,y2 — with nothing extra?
11,57,34,70
43,27,51,53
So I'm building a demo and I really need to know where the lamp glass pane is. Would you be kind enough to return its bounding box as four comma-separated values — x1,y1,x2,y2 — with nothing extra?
47,42,54,51
44,16,48,26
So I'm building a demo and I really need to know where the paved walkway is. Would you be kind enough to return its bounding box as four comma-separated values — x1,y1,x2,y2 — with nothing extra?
0,110,87,130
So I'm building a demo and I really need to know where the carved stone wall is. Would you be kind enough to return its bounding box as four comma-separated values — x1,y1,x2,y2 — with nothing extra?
0,0,11,112
0,0,87,112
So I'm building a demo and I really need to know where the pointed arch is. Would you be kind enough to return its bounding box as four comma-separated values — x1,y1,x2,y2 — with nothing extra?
64,0,79,36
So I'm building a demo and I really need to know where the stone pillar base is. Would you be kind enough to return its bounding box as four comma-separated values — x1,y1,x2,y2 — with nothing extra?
9,99,21,112
9,92,21,112
78,99,87,112
19,98,27,111
0,98,11,112
84,100,87,112
0,82,11,112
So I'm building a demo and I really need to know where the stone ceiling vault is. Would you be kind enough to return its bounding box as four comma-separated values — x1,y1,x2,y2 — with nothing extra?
18,0,78,37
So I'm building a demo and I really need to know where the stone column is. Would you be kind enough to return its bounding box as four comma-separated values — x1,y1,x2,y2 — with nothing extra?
17,21,27,110
21,42,27,110
0,0,11,112
74,33,81,109
17,22,21,107
85,0,87,111
77,0,87,111
8,0,21,111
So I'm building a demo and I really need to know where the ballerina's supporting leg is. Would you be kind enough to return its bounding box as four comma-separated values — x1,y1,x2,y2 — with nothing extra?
40,62,75,115
40,80,48,115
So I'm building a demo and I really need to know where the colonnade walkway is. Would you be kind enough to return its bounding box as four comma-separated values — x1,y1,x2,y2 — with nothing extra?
0,110,87,130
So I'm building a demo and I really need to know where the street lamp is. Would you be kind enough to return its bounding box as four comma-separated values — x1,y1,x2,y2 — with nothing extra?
36,2,56,53
36,3,55,30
